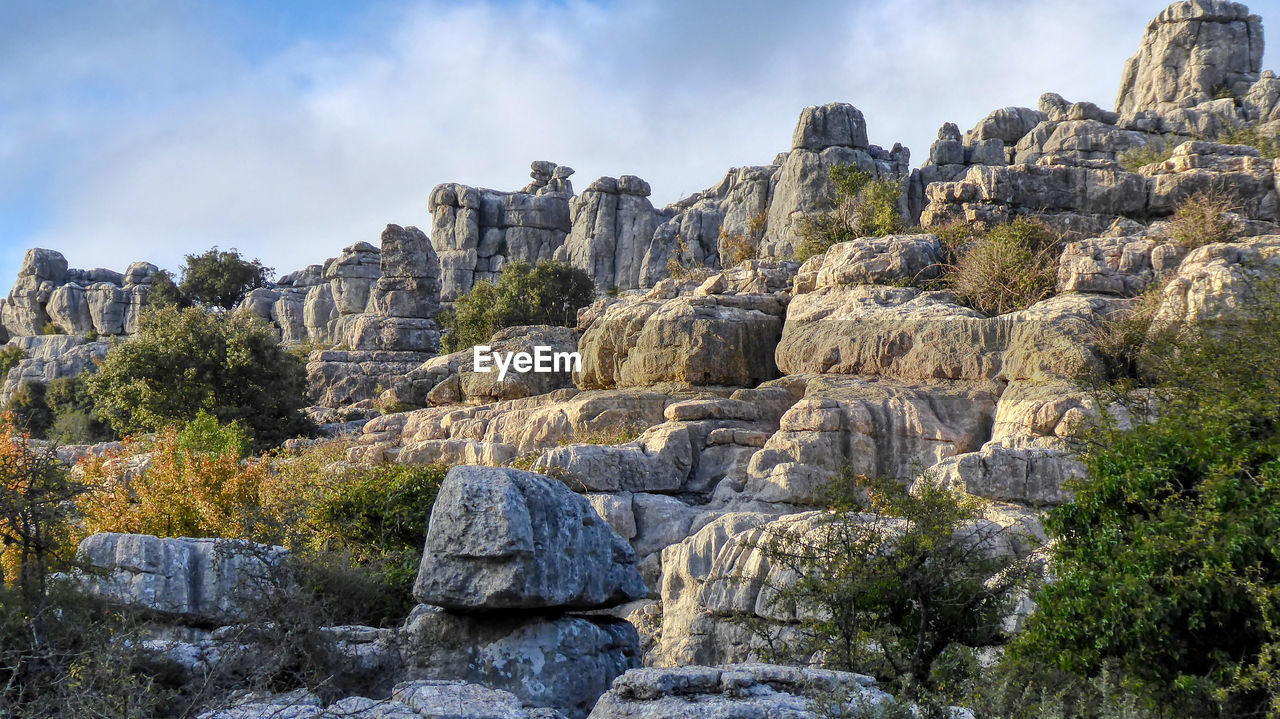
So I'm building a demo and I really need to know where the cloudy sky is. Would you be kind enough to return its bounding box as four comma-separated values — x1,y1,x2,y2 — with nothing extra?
2,0,1278,283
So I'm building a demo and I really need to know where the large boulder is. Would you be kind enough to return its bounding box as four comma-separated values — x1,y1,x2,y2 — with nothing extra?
1057,235,1186,296
1151,235,1280,331
919,441,1086,506
399,605,638,719
76,533,291,625
577,294,784,389
413,466,646,611
306,349,435,407
1116,1,1263,117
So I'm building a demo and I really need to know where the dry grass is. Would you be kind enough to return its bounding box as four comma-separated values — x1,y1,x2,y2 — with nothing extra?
1167,189,1240,249
560,420,648,446
718,211,767,269
939,217,1063,316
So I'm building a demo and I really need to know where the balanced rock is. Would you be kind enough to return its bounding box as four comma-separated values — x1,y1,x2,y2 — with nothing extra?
413,466,646,611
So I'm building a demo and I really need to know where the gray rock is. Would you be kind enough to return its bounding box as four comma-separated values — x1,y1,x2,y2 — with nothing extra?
920,441,1085,506
791,103,869,151
76,533,291,625
86,281,128,335
0,335,109,403
45,283,93,334
19,248,68,284
555,177,662,293
587,664,895,719
398,605,638,718
1116,0,1262,116
413,466,646,611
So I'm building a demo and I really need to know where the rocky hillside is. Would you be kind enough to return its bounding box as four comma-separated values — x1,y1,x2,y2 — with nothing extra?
6,1,1280,717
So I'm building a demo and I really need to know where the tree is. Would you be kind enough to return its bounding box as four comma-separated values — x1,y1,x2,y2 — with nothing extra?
1017,286,1280,717
146,268,187,309
86,305,312,448
178,247,272,309
439,260,594,352
748,471,1032,708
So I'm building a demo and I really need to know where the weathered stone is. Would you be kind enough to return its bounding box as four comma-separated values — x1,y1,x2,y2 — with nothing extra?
1116,0,1263,116
413,466,646,611
45,283,93,334
76,533,291,625
0,334,109,403
920,441,1085,506
399,605,638,718
1057,235,1183,296
1151,235,1280,331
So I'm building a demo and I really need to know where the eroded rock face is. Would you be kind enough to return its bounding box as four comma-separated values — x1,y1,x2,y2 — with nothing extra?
1057,235,1186,296
430,161,575,303
1116,0,1263,117
762,104,910,259
306,350,433,407
555,176,663,293
399,605,638,719
198,681,568,719
1151,235,1280,331
0,334,110,403
587,664,896,719
777,285,1115,383
577,292,785,390
76,533,291,625
413,466,646,611
920,441,1085,506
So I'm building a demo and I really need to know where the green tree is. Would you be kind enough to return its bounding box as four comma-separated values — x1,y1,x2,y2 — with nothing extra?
86,306,312,448
1017,287,1280,717
6,382,53,439
748,471,1032,707
145,268,188,309
178,247,272,309
439,260,594,352
795,165,906,262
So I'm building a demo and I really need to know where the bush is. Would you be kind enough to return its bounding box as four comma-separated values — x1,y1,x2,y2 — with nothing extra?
86,305,312,449
0,346,24,380
747,471,1032,706
795,166,906,262
178,246,272,309
1217,124,1280,159
939,217,1063,315
1167,189,1239,248
44,375,114,444
718,211,768,268
1016,287,1280,716
1118,137,1175,171
439,260,594,353
5,382,53,438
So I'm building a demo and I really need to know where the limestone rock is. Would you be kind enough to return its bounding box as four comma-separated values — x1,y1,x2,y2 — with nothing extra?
1151,235,1280,331
920,441,1085,506
306,349,435,407
777,286,1116,382
577,295,784,389
1116,1,1263,117
399,604,638,718
0,334,110,403
587,664,895,719
555,176,662,293
1141,141,1279,220
1057,235,1185,296
76,533,291,625
45,283,93,334
413,466,646,611
794,234,943,290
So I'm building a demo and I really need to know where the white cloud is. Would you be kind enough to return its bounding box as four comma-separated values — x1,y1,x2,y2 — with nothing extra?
2,0,1279,282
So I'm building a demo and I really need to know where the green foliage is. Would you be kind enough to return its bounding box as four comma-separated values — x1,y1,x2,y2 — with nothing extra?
0,346,24,380
176,409,250,460
1218,124,1280,159
1016,287,1280,717
748,471,1032,704
45,376,115,444
86,305,312,449
939,217,1063,315
178,246,272,309
39,322,62,336
439,260,594,352
795,166,906,262
1118,138,1176,171
146,268,187,309
6,382,53,438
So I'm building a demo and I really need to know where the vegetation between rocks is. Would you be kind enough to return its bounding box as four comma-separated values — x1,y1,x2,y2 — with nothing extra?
933,217,1064,316
438,260,594,353
795,166,906,262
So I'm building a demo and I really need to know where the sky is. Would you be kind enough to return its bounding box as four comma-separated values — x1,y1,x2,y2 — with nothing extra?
2,0,1279,284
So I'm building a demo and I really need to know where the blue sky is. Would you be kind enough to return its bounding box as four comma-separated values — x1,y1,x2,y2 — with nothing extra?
2,0,1278,284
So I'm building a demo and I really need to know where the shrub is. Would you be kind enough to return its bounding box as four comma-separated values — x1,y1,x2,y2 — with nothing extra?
44,375,114,444
718,211,768,268
1167,189,1239,248
746,471,1033,706
1118,137,1175,171
39,322,62,336
176,409,250,459
795,166,906,262
940,217,1063,315
178,246,272,309
1016,286,1280,716
6,381,53,438
1217,124,1280,159
86,305,312,449
0,346,24,380
439,260,594,353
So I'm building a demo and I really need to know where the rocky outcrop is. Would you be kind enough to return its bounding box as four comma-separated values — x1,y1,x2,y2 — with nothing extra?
76,533,291,625
430,161,575,302
587,664,901,719
413,466,646,611
761,103,910,258
0,334,110,403
1,248,155,339
1116,1,1262,117
381,324,579,409
1057,235,1187,296
919,440,1085,506
199,681,569,719
556,176,664,293
306,350,434,408
791,233,943,293
1151,235,1280,331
